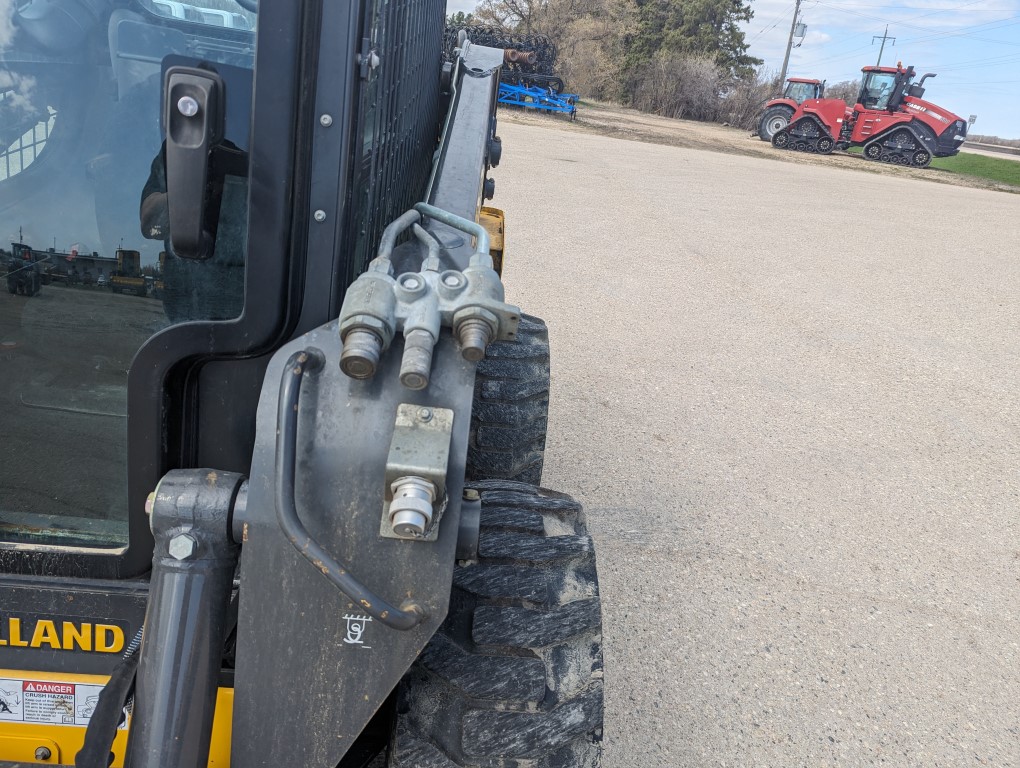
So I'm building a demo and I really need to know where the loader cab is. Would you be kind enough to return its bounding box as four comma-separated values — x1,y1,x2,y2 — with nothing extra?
0,0,442,578
0,0,259,566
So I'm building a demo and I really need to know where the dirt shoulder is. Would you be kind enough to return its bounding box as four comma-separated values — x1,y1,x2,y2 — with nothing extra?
498,100,1018,194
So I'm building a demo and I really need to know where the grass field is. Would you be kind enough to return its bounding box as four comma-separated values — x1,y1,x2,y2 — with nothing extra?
845,146,1020,187
930,152,1020,187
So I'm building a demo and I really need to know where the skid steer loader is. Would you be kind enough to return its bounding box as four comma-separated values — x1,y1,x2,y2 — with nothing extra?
0,1,603,766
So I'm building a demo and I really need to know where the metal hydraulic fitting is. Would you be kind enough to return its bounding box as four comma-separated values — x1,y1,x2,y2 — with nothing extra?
338,203,520,388
388,476,437,537
337,210,415,379
381,404,454,541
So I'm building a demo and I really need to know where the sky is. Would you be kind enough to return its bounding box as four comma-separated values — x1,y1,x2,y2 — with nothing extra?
446,0,1020,138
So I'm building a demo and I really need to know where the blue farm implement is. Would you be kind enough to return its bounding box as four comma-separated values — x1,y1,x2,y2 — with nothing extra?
497,82,577,119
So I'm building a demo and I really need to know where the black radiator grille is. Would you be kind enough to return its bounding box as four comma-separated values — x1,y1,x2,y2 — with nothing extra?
345,0,444,285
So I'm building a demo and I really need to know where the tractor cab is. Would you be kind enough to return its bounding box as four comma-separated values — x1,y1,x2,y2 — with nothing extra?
857,65,915,112
784,78,824,104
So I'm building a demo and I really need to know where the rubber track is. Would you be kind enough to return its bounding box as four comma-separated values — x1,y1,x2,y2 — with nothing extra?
390,483,604,767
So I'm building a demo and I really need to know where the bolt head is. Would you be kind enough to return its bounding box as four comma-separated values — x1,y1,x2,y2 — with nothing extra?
144,491,157,516
401,275,421,290
35,746,51,761
168,533,197,561
463,488,480,501
418,407,433,422
313,209,327,222
319,113,333,127
177,95,199,117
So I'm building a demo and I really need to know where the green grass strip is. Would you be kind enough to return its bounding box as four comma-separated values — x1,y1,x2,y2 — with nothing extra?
845,146,1019,186
930,152,1020,187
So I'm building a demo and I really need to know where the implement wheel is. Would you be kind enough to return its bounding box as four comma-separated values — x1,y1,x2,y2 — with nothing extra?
389,481,604,767
466,314,550,485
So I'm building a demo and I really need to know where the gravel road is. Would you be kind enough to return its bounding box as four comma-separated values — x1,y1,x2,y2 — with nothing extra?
495,120,1019,767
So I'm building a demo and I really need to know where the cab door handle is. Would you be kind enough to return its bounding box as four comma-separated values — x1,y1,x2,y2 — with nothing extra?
163,66,225,259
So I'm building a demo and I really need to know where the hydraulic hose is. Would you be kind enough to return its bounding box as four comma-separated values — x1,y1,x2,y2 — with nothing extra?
275,350,426,630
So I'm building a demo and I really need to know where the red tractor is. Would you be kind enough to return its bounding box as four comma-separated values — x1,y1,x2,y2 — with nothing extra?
771,64,968,167
757,77,826,141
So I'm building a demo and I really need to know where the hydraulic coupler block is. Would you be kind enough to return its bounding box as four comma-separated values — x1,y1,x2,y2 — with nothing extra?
338,203,520,388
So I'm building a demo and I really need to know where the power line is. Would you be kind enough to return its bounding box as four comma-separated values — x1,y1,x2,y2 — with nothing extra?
806,4,1020,53
817,3,1016,8
748,2,797,46
812,0,1019,36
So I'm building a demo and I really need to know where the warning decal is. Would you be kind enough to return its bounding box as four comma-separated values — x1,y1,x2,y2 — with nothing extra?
0,677,122,728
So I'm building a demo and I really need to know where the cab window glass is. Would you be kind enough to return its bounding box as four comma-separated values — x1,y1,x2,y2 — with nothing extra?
860,72,896,110
785,82,814,104
0,0,255,549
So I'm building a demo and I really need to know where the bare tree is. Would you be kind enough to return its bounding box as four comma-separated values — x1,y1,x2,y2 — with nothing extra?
825,80,860,106
473,0,544,33
631,53,723,122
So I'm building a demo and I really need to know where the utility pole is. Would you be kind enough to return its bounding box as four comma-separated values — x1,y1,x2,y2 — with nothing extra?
778,0,803,87
873,25,896,66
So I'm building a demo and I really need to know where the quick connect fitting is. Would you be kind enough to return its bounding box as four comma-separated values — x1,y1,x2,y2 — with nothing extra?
338,270,397,379
338,204,520,387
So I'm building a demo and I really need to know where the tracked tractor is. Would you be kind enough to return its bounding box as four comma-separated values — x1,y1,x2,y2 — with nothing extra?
756,77,825,141
771,64,968,167
0,2,603,767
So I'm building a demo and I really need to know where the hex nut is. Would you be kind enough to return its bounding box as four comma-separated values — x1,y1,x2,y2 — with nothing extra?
168,533,197,561
339,312,393,344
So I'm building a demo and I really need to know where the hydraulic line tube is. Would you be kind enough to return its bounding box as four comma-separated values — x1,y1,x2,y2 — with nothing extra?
275,350,426,630
414,201,489,257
